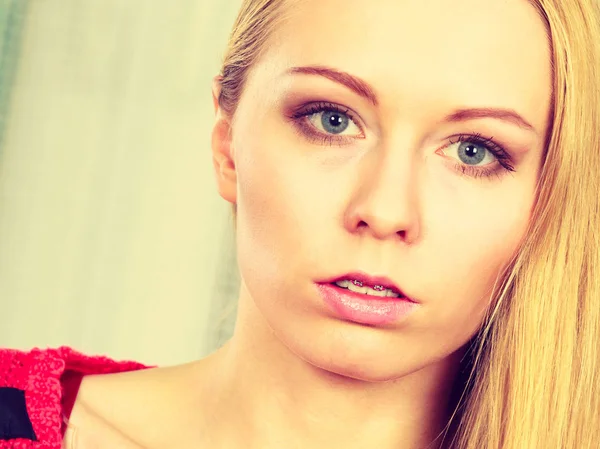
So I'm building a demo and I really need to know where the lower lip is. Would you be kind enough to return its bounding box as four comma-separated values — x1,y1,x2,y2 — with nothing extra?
316,283,417,326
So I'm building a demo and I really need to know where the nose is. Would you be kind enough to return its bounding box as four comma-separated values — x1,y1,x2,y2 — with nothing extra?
344,151,421,243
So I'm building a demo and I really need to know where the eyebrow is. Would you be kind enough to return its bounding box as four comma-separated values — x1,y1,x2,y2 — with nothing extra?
444,108,535,133
288,65,536,134
288,65,379,106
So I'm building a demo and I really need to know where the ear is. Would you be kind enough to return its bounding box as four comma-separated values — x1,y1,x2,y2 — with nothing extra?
211,77,237,205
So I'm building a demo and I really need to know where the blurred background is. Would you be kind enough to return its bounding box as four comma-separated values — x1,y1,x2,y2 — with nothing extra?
0,0,243,366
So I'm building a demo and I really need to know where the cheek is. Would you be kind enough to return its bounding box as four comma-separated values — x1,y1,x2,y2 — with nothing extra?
422,173,534,327
234,111,337,252
233,125,314,287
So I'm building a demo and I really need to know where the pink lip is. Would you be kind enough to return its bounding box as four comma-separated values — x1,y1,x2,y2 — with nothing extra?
316,282,418,326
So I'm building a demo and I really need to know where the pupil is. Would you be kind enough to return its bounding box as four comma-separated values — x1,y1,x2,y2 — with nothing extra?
330,114,342,127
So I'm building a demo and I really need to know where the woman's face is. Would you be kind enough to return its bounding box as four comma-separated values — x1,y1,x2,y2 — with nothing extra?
215,0,551,381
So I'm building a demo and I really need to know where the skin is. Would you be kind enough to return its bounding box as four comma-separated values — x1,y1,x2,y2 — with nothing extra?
67,0,551,448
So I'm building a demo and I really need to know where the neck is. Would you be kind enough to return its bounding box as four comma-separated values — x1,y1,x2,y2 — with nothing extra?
196,291,465,449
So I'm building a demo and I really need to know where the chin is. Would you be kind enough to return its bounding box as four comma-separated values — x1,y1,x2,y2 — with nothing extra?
288,338,411,383
312,355,408,383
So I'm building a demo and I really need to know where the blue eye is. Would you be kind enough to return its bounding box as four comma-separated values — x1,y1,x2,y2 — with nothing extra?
320,111,350,134
289,101,363,145
441,133,516,180
457,141,487,165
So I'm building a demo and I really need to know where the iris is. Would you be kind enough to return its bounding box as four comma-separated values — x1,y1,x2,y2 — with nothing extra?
321,111,349,134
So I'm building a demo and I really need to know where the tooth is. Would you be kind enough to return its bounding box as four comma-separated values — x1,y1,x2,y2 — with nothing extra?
347,283,368,294
367,289,388,297
334,278,401,298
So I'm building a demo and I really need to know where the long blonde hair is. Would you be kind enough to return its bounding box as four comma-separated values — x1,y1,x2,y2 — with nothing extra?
217,1,600,447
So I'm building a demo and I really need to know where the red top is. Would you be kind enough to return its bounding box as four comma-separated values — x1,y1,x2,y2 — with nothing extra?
0,347,151,449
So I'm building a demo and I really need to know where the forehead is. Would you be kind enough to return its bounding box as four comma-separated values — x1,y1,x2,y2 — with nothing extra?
248,0,551,127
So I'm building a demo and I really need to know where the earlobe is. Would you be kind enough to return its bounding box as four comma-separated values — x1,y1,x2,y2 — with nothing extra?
211,113,238,205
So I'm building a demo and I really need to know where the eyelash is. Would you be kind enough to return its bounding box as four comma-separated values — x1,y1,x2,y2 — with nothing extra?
288,102,516,180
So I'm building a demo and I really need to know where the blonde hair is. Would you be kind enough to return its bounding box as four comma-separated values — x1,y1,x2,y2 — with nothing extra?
216,1,600,447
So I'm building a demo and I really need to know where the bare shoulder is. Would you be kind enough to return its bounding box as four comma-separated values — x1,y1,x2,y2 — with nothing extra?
67,361,205,448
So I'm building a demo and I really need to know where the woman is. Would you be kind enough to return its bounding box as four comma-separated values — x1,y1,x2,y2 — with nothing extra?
1,0,599,447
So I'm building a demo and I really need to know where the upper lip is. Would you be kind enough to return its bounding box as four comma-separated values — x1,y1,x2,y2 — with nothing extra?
321,271,416,302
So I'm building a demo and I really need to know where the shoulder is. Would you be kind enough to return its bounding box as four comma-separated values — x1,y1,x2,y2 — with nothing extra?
68,359,206,448
0,346,150,449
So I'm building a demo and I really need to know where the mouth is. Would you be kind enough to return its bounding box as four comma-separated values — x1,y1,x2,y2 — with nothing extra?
321,271,416,302
315,272,418,326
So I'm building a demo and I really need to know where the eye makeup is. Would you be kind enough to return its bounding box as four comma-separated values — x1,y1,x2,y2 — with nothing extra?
284,98,519,180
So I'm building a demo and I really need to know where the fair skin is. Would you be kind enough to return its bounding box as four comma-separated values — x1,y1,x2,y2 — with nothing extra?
66,0,551,448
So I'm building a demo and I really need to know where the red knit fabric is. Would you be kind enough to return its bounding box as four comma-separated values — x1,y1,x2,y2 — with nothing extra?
0,347,151,449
